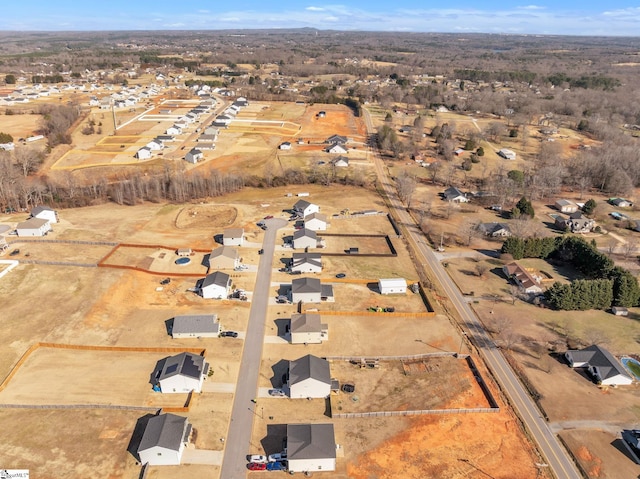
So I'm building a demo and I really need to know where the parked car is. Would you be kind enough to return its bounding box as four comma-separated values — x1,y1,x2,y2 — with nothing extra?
266,461,285,470
248,455,268,464
9,249,19,256
160,278,171,285
335,273,346,278
258,249,264,255
268,453,287,462
248,462,267,471
276,295,289,304
268,389,287,397
220,331,239,338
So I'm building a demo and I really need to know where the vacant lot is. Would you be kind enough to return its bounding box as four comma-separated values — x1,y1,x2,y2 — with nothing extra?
0,113,41,138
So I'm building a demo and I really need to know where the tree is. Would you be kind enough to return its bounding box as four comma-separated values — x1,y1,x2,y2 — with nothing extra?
582,198,597,216
507,170,525,187
14,147,43,177
396,170,416,208
0,132,13,143
513,196,534,219
4,74,16,85
476,147,485,157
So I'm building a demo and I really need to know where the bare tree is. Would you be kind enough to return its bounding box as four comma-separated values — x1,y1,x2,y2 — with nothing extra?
396,170,417,208
475,262,488,278
459,218,478,246
14,147,43,177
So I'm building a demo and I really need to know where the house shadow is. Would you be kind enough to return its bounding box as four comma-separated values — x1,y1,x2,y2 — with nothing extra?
149,358,167,387
324,396,332,418
273,318,291,338
201,253,211,269
277,284,292,297
213,234,223,245
490,267,507,280
474,248,500,259
270,359,290,388
283,235,293,245
612,437,640,464
164,318,174,337
279,257,291,269
366,282,380,293
126,413,158,462
260,423,288,456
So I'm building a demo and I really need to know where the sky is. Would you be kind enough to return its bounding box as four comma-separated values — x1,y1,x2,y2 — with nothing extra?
1,1,640,36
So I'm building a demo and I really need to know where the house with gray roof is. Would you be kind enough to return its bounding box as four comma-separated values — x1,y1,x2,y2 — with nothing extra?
222,228,244,246
288,354,332,398
554,211,596,233
198,271,231,299
16,217,51,237
209,245,239,270
185,148,203,164
289,313,328,344
293,228,323,250
30,205,58,224
443,186,469,203
290,277,333,303
304,212,328,231
291,252,322,274
477,222,511,237
286,423,336,473
565,344,633,386
171,314,219,339
154,352,208,393
137,413,192,466
293,199,319,218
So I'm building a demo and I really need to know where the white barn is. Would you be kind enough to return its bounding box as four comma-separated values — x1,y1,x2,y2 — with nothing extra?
286,423,336,474
288,354,332,398
155,352,208,393
137,413,192,466
199,271,231,299
378,278,407,295
16,218,51,237
30,205,58,224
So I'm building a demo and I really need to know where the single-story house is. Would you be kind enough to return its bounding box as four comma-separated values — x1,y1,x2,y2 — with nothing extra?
185,148,203,164
198,271,231,299
443,186,469,203
172,314,220,338
146,139,163,151
222,228,244,246
565,344,633,386
609,197,634,208
555,212,596,233
326,143,348,154
332,156,349,168
288,354,332,398
209,245,240,270
137,413,192,466
497,148,516,160
16,218,51,237
279,142,292,150
292,228,322,250
30,205,58,224
378,278,407,295
477,222,512,237
135,147,152,160
555,199,579,213
154,352,208,393
293,199,319,218
286,423,336,473
290,277,333,303
612,306,629,316
291,252,322,274
304,212,328,231
502,262,543,294
289,313,328,344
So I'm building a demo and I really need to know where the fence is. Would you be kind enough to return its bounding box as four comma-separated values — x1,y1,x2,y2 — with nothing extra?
304,310,436,318
332,407,500,418
0,403,158,411
325,352,456,361
18,260,97,267
8,239,118,246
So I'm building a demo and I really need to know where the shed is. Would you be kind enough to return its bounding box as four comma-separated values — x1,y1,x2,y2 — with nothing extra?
497,148,516,160
612,306,629,316
378,278,407,295
172,314,219,338
176,248,192,257
555,199,578,213
288,354,332,398
286,423,336,473
137,413,192,466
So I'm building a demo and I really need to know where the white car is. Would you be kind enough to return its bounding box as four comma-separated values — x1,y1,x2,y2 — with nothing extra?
249,454,268,464
268,452,287,462
268,388,287,397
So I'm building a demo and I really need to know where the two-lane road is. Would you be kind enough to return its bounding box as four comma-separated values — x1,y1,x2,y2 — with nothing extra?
363,107,582,479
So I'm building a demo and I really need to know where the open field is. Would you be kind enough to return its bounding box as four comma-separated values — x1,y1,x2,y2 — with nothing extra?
0,113,41,138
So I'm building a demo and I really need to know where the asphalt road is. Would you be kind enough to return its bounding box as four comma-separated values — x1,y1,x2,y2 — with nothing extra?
219,217,287,479
363,108,582,479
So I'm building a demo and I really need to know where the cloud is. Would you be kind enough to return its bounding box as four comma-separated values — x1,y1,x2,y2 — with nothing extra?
198,9,210,14
306,6,325,11
517,5,546,10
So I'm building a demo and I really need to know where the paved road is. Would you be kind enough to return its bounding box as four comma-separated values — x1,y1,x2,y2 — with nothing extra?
363,108,582,479
219,217,287,479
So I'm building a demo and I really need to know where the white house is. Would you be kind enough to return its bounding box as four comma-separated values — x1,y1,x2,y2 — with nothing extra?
137,413,192,466
326,143,347,154
30,205,58,224
279,142,292,150
332,156,349,167
166,125,182,135
185,148,203,164
286,423,336,473
135,147,152,160
199,271,231,299
288,354,332,398
172,314,219,339
293,199,319,218
304,212,328,231
146,139,163,151
498,148,516,160
16,218,51,237
289,313,327,344
502,262,543,294
291,277,333,303
209,245,240,270
443,186,469,203
291,252,322,274
154,352,208,393
293,228,320,250
222,228,244,247
565,345,633,386
378,278,407,295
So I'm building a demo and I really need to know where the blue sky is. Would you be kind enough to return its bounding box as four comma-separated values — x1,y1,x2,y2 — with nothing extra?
1,1,640,35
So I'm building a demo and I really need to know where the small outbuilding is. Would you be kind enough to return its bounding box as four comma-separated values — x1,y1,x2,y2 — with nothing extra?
554,199,579,214
497,148,516,160
137,413,192,466
612,306,629,316
378,278,407,295
16,218,51,237
172,314,219,338
286,423,336,473
279,142,292,150
30,205,58,224
288,354,332,398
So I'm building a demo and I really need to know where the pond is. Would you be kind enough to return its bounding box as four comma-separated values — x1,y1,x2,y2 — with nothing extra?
621,357,640,381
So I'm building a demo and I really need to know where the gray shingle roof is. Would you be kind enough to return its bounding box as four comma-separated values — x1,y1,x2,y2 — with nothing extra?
292,253,322,269
287,423,336,460
568,345,632,381
290,313,322,333
291,277,322,294
289,354,331,386
172,315,219,336
138,413,189,453
202,271,230,289
293,228,317,241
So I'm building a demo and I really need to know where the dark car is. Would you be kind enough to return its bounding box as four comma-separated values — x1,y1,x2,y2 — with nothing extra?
9,249,19,256
248,462,267,471
220,331,239,338
258,249,264,255
335,273,346,278
160,278,171,285
266,461,284,471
